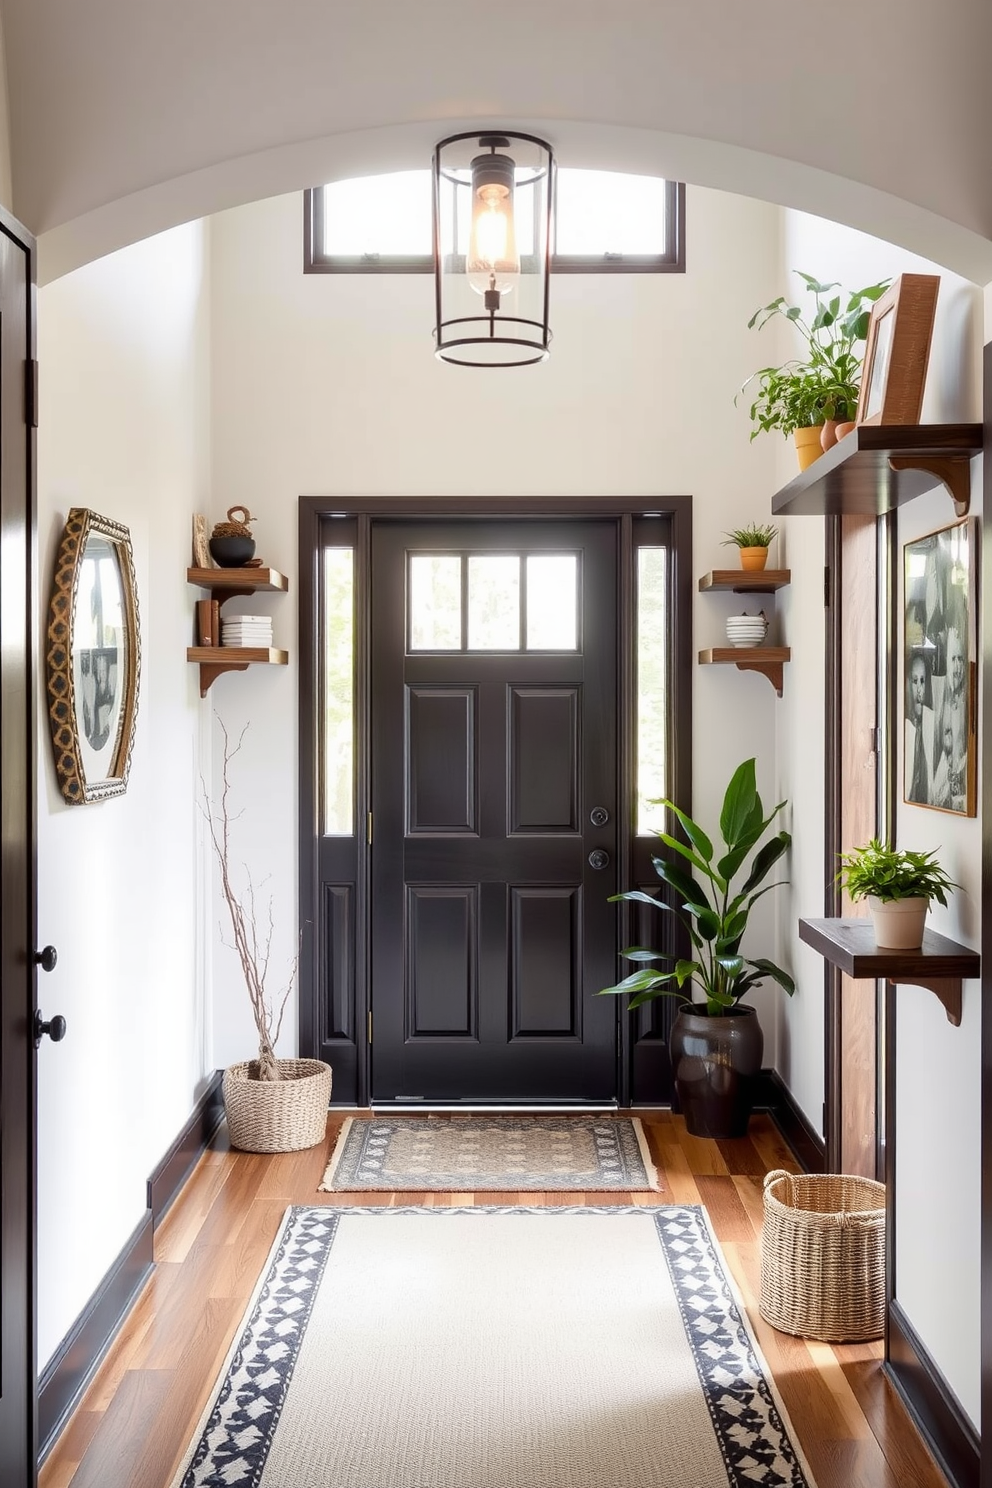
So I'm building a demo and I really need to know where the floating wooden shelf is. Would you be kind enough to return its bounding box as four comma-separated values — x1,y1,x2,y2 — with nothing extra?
187,565,288,599
798,916,980,1026
770,423,982,520
698,569,791,593
186,647,289,697
698,646,790,696
187,566,289,695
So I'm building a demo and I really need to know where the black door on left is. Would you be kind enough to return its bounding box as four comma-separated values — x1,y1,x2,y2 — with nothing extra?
0,207,39,1486
369,519,620,1103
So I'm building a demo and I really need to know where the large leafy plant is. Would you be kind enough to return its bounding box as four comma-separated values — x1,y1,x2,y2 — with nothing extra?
738,271,890,438
598,759,795,1016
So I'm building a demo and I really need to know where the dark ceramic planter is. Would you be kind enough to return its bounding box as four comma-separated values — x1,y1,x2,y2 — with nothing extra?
209,534,256,567
669,1003,764,1139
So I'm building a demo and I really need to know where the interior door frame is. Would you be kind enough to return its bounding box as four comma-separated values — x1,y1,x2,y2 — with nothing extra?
0,202,39,1486
298,494,693,1107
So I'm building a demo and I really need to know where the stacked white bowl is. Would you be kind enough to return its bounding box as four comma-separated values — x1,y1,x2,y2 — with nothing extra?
725,611,768,648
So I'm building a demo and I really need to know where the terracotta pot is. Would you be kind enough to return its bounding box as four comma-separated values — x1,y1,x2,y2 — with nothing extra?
835,420,857,441
867,895,928,950
738,546,768,572
820,419,840,451
669,1003,764,1139
793,425,825,470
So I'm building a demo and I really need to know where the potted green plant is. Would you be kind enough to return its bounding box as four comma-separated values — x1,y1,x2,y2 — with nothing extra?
737,272,890,468
721,521,778,572
835,837,958,950
597,758,794,1138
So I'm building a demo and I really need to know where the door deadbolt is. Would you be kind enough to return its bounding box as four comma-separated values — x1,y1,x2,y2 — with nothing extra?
589,806,609,827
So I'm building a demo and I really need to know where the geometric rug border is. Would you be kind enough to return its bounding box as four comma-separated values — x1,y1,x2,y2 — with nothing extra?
170,1203,817,1488
318,1112,662,1192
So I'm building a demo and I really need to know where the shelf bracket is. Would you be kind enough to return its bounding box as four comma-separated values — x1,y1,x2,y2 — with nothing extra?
887,455,972,518
887,975,962,1026
734,659,784,696
197,660,251,697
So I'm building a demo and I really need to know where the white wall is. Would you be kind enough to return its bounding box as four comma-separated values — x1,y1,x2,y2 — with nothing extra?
206,183,790,1070
0,7,13,211
36,222,213,1369
780,210,983,1426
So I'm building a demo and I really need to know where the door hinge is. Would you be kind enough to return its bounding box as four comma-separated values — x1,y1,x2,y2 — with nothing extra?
823,565,831,608
25,359,38,428
870,725,880,754
367,811,373,845
367,1010,372,1045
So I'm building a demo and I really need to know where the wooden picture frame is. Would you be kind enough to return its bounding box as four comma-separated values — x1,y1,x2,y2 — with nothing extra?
903,515,976,816
45,507,141,804
856,272,939,426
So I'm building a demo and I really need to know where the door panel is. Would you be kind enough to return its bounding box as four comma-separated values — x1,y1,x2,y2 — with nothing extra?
370,520,619,1102
0,212,38,1486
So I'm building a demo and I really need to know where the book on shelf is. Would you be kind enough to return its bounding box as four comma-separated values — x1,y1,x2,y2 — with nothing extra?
196,599,214,647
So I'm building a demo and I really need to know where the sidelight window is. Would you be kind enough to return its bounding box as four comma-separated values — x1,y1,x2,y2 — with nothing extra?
322,546,355,835
636,546,668,835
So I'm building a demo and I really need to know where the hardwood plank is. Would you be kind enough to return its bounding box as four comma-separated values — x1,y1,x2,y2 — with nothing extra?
39,1111,951,1488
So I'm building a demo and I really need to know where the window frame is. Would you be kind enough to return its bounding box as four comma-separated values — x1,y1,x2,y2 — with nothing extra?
303,179,685,275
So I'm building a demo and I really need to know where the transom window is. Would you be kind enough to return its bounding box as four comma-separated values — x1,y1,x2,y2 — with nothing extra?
304,171,684,274
408,552,579,652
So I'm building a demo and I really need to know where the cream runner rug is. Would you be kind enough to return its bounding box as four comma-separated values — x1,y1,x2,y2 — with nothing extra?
319,1113,661,1191
171,1205,816,1488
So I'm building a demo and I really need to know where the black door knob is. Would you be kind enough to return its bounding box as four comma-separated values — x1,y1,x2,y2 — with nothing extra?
34,1011,67,1048
588,849,610,871
35,945,58,973
589,806,610,827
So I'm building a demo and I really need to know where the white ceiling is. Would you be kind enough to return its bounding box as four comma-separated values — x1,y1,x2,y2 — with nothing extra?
4,0,992,283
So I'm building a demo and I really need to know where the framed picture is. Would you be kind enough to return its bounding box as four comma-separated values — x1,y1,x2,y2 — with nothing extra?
903,516,976,815
856,273,939,426
45,508,141,804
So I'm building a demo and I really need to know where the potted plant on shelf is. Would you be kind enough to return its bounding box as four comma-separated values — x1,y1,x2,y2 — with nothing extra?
737,271,890,469
204,720,331,1152
597,758,794,1138
834,837,958,950
721,521,779,573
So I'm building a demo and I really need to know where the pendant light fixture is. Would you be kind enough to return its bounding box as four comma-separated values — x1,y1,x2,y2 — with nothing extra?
432,131,555,367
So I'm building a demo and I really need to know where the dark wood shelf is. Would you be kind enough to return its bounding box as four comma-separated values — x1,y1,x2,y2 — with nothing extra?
187,565,288,599
187,567,289,694
799,916,980,1026
698,646,790,696
698,569,791,593
186,646,289,697
770,423,982,519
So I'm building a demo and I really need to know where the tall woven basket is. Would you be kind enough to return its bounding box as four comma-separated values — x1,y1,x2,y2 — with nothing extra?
222,1058,332,1153
760,1169,886,1342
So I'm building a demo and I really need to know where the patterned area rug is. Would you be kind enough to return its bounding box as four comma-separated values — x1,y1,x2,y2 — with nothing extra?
318,1114,661,1191
171,1205,817,1488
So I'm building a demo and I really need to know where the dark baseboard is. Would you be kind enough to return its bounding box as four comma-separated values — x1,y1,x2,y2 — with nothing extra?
886,1299,979,1488
37,1210,153,1461
755,1068,826,1173
147,1070,224,1224
38,1072,225,1465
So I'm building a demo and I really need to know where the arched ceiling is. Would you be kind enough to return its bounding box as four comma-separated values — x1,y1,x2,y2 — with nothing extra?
4,0,992,284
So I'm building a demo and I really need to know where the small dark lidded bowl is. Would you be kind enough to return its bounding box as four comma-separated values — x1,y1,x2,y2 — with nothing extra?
209,505,256,567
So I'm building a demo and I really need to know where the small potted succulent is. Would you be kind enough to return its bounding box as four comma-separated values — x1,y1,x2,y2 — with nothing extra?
834,838,958,949
721,522,778,572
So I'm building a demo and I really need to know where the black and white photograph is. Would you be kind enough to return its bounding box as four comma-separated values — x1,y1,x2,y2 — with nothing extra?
904,516,977,815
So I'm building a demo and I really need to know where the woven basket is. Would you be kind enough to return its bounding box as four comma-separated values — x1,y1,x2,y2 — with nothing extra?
759,1168,886,1342
222,1058,332,1153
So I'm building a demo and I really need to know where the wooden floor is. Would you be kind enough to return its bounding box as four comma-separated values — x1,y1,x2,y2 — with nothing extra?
40,1110,948,1488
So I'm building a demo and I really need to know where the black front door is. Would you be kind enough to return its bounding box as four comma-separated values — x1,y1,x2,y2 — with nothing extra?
0,208,38,1486
369,520,620,1102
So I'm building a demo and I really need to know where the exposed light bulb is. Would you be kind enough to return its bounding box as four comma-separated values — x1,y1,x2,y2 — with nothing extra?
466,151,520,303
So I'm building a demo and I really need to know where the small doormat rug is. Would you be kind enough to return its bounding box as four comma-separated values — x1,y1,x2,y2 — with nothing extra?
319,1113,661,1191
171,1205,816,1488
